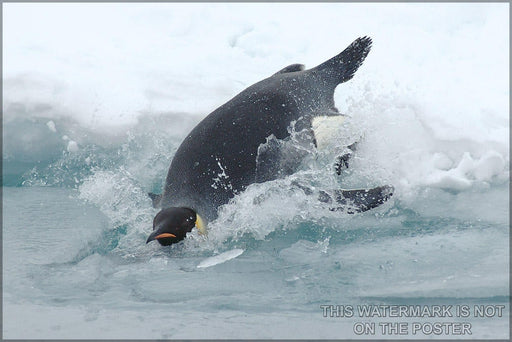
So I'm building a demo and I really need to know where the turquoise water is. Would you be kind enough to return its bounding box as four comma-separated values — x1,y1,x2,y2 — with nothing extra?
2,115,509,339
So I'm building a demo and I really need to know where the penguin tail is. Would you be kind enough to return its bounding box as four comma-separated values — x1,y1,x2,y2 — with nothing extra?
313,36,372,87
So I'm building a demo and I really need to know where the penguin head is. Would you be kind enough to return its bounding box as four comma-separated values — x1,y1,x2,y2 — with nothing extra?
146,207,206,246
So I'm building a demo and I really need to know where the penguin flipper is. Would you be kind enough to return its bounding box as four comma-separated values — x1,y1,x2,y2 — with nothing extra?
274,63,305,75
313,36,372,86
148,192,162,208
319,185,394,213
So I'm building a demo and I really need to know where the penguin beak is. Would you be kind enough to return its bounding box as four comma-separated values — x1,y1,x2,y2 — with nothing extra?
155,233,177,239
146,230,176,244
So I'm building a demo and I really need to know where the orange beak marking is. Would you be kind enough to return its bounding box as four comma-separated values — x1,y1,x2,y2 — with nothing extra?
155,233,177,239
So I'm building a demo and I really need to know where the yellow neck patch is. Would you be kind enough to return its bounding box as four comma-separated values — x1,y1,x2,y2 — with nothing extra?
195,214,207,235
